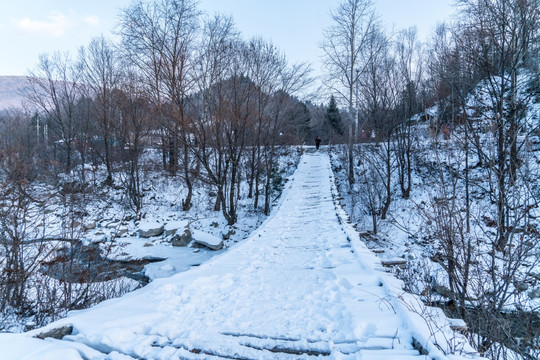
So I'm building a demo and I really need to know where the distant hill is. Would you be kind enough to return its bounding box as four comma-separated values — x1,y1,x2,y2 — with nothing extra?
0,76,30,111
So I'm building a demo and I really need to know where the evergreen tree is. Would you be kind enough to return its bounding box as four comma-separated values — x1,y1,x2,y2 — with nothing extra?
326,95,343,135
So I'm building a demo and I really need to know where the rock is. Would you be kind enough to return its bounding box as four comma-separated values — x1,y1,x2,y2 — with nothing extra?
124,272,149,286
222,228,235,240
143,242,153,247
116,226,129,237
106,221,121,229
448,318,468,332
514,281,529,292
192,229,223,250
164,220,189,237
381,259,407,267
142,256,166,262
138,222,164,238
528,288,540,299
430,278,454,298
530,272,540,281
171,229,192,247
83,221,96,230
36,325,73,340
191,241,204,248
91,235,107,244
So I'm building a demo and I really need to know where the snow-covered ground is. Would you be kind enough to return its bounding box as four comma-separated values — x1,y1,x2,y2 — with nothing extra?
0,151,483,359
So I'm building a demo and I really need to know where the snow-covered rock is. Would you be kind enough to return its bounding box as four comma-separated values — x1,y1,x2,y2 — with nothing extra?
106,221,121,229
192,229,223,250
164,220,189,236
171,229,192,247
91,234,107,244
36,325,73,340
116,226,129,237
83,221,96,230
138,221,164,238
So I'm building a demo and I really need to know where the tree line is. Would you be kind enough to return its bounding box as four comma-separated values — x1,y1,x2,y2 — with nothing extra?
1,0,315,220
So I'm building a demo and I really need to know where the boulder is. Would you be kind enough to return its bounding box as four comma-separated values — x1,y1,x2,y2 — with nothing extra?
36,325,73,340
528,288,540,299
192,230,223,250
138,221,164,238
116,226,129,237
164,220,189,237
83,221,96,230
106,221,121,229
171,229,192,247
91,234,107,244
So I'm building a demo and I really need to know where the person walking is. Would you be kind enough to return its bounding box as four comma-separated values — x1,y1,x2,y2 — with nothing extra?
315,136,321,150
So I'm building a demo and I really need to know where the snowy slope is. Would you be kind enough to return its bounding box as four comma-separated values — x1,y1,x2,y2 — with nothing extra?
1,151,482,360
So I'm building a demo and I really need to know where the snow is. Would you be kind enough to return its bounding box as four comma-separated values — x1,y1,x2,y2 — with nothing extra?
0,333,101,360
1,151,483,359
164,219,189,234
137,221,162,231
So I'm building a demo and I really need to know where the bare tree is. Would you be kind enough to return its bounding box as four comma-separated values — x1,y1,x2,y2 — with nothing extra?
244,38,283,209
394,27,423,199
118,0,200,210
358,27,399,220
321,0,378,185
80,36,122,185
187,15,244,224
27,52,84,173
114,69,153,212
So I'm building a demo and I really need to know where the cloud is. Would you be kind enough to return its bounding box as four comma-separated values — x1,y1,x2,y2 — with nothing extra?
16,11,72,37
84,16,100,26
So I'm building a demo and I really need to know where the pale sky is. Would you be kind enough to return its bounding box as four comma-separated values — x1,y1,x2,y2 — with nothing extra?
0,0,455,77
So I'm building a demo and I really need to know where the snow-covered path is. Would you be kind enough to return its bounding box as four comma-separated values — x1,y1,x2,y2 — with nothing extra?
4,151,479,360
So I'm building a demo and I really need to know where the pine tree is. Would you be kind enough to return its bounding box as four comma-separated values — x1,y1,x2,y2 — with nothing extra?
326,95,343,135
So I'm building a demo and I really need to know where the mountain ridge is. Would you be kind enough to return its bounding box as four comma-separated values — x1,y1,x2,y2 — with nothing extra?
0,75,30,111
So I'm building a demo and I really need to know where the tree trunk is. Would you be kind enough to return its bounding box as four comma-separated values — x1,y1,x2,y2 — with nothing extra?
248,147,256,198
182,142,192,211
381,139,392,220
103,132,113,185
